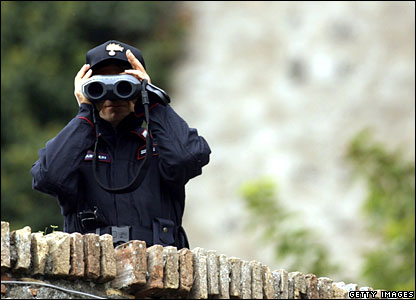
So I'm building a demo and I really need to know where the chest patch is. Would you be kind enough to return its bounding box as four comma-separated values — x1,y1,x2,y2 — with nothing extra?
84,150,111,163
137,144,159,160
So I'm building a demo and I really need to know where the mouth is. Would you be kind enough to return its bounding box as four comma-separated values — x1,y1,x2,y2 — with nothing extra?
104,103,125,108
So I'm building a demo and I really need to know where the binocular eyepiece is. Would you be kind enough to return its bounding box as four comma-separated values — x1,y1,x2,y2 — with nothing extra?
82,75,170,105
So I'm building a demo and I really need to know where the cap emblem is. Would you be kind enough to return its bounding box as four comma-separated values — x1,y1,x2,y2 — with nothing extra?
106,43,124,56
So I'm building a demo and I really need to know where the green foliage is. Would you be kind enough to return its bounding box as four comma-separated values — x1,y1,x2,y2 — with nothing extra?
346,129,415,291
240,177,339,277
1,1,187,232
43,225,59,235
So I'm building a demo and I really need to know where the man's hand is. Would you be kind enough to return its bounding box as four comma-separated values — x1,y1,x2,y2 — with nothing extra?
74,64,93,106
123,49,151,83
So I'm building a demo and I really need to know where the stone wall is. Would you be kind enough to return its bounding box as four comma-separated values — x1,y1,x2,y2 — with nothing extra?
1,221,385,299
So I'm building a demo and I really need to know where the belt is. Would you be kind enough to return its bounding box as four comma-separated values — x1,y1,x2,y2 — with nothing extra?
79,210,186,248
88,225,154,247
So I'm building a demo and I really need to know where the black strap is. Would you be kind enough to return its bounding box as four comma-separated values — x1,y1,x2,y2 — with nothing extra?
92,79,152,194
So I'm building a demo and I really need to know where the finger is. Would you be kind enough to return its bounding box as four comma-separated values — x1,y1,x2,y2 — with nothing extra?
76,64,90,79
123,69,146,77
124,69,151,82
77,64,89,77
82,69,93,79
126,49,145,71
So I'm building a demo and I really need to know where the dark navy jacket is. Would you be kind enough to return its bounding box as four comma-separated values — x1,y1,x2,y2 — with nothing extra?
31,103,211,248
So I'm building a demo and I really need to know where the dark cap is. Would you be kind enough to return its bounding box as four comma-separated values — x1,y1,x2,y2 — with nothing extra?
86,40,146,71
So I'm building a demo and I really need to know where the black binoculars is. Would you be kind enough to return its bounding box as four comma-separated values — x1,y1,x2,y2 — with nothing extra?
82,75,170,105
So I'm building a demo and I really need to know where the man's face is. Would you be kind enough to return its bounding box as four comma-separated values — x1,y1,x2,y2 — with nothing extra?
93,64,136,127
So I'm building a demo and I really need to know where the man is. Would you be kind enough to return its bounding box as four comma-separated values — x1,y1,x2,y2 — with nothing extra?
31,40,211,248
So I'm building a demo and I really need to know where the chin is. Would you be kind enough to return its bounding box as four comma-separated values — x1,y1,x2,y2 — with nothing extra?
108,114,123,122
100,106,132,125
105,111,128,123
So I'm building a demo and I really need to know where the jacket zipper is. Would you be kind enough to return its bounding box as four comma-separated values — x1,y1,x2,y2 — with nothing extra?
112,129,118,226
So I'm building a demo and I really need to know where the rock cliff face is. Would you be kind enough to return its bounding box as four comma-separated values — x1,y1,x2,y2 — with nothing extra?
170,2,415,280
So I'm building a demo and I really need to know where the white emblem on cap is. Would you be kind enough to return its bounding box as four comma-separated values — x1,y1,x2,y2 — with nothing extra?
106,43,124,56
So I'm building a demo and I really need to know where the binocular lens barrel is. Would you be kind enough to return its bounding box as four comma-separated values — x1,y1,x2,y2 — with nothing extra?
86,82,106,100
114,81,135,98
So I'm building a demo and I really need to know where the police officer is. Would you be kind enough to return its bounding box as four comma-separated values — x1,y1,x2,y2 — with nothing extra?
31,40,211,248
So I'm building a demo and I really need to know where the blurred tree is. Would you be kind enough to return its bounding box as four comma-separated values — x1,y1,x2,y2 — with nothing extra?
240,177,340,277
346,129,415,291
1,1,188,231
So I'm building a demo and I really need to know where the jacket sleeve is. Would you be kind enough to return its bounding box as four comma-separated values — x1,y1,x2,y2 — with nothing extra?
30,104,96,212
149,104,211,186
